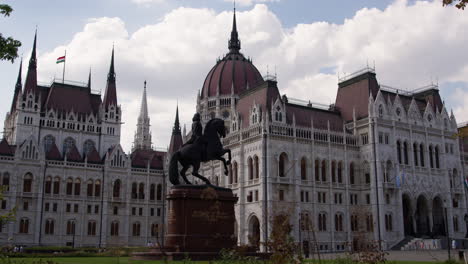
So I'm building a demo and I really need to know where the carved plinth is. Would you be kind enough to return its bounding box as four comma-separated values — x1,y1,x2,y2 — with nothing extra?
133,185,239,261
164,185,238,252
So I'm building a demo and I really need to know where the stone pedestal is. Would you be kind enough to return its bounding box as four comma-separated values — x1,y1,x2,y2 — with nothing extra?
133,185,239,261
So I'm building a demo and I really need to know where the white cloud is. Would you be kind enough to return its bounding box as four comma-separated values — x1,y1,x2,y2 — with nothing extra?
29,1,468,152
131,0,165,5
225,0,280,7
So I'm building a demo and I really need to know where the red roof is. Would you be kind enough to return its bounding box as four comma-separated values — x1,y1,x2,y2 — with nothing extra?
201,53,263,99
236,80,280,128
0,138,14,156
286,104,343,131
86,147,103,164
131,149,165,170
66,145,82,162
44,82,101,115
46,143,62,160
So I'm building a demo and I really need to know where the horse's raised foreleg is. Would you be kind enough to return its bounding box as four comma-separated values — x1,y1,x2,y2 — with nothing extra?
192,162,211,185
224,149,231,165
217,156,229,176
180,165,192,185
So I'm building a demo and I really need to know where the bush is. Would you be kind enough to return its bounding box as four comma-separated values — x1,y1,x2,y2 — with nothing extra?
23,247,75,254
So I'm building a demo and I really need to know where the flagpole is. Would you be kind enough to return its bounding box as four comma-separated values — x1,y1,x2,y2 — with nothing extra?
62,50,66,84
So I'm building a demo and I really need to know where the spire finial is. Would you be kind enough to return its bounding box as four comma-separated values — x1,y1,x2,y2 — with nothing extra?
88,67,92,89
108,46,115,81
228,4,241,53
173,105,181,135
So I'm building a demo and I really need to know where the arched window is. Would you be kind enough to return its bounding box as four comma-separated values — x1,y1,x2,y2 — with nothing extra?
397,141,402,164
315,159,320,181
66,178,73,195
113,179,121,198
366,214,374,232
132,222,141,236
349,163,355,185
378,104,384,117
88,221,97,236
87,180,94,197
403,141,408,165
420,144,425,167
62,137,76,155
45,176,52,194
279,153,288,177
435,146,440,168
351,214,358,231
110,221,119,236
335,213,343,232
318,213,327,231
23,173,33,193
228,164,233,184
19,218,29,233
321,160,327,182
66,220,76,235
43,135,55,153
53,177,60,194
337,162,343,183
2,172,9,191
248,157,253,180
300,157,307,180
131,182,138,199
150,184,156,201
74,178,81,196
151,223,159,237
233,162,238,184
94,180,101,197
385,214,393,231
331,161,336,183
156,184,162,200
45,219,54,235
413,142,419,166
254,156,259,179
83,139,95,156
138,183,145,199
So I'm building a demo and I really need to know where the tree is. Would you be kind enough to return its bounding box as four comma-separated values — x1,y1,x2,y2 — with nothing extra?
0,4,22,63
443,0,468,10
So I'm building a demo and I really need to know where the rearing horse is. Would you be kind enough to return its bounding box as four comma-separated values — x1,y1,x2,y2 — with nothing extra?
169,118,231,185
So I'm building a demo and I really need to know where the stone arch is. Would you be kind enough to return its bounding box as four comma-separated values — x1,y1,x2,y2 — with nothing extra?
432,196,446,236
416,194,430,236
248,215,260,249
402,193,414,236
278,152,288,177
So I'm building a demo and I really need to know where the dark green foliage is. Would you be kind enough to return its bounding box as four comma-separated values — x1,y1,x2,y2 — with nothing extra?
0,4,22,63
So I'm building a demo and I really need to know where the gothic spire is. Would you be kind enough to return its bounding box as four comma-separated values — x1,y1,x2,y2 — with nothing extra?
169,105,183,154
11,58,23,113
87,68,92,90
172,104,181,135
103,46,118,109
228,7,241,53
133,80,152,151
23,30,38,95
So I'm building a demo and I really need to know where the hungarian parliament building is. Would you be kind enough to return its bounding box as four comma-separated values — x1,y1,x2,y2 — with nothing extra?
0,10,467,251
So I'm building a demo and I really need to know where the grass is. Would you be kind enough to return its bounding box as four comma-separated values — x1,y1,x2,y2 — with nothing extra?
4,257,450,264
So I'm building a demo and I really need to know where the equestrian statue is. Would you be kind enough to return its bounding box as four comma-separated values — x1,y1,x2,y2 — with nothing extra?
169,113,231,186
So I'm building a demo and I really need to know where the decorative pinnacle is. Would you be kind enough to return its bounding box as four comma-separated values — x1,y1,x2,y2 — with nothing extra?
228,6,241,53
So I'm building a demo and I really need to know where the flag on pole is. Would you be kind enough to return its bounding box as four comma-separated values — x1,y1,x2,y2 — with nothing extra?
56,56,65,64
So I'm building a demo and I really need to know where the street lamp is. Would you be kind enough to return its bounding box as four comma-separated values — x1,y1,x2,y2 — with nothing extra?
443,200,451,260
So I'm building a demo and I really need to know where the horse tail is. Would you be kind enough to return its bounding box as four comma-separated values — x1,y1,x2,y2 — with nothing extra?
169,151,181,185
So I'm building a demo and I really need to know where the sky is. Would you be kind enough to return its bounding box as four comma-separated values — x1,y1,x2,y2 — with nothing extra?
1,0,468,152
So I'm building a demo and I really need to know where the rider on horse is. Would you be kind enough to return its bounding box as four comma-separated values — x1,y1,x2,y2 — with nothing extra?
184,113,203,146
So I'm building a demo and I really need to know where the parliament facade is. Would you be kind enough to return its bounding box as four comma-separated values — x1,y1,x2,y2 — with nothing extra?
0,10,467,251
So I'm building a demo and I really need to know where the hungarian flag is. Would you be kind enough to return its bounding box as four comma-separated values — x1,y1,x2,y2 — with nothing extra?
56,56,65,64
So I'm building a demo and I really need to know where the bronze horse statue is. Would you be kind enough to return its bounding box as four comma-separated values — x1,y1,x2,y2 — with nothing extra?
169,118,231,186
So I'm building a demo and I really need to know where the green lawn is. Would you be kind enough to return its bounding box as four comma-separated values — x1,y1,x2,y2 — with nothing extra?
5,257,447,264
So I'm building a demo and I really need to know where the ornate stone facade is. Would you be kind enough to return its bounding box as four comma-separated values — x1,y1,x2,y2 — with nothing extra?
0,34,166,247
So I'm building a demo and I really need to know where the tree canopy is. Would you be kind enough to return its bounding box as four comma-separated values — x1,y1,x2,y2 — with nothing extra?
0,4,22,63
443,0,467,9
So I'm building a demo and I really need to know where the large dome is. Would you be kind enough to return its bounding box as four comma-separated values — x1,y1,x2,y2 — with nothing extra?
201,53,263,99
200,9,263,99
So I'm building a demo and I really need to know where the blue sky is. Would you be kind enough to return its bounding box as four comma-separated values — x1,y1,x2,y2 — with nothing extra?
1,0,467,151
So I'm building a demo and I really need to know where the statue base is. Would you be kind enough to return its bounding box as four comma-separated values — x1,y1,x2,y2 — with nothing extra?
133,185,248,261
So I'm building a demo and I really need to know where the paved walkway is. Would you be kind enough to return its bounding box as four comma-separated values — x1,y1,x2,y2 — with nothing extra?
314,250,467,262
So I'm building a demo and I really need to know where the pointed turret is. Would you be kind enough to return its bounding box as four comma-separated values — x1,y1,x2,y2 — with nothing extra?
11,59,23,113
23,31,38,96
228,8,241,53
102,47,117,109
168,105,183,154
87,68,92,90
132,80,152,151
